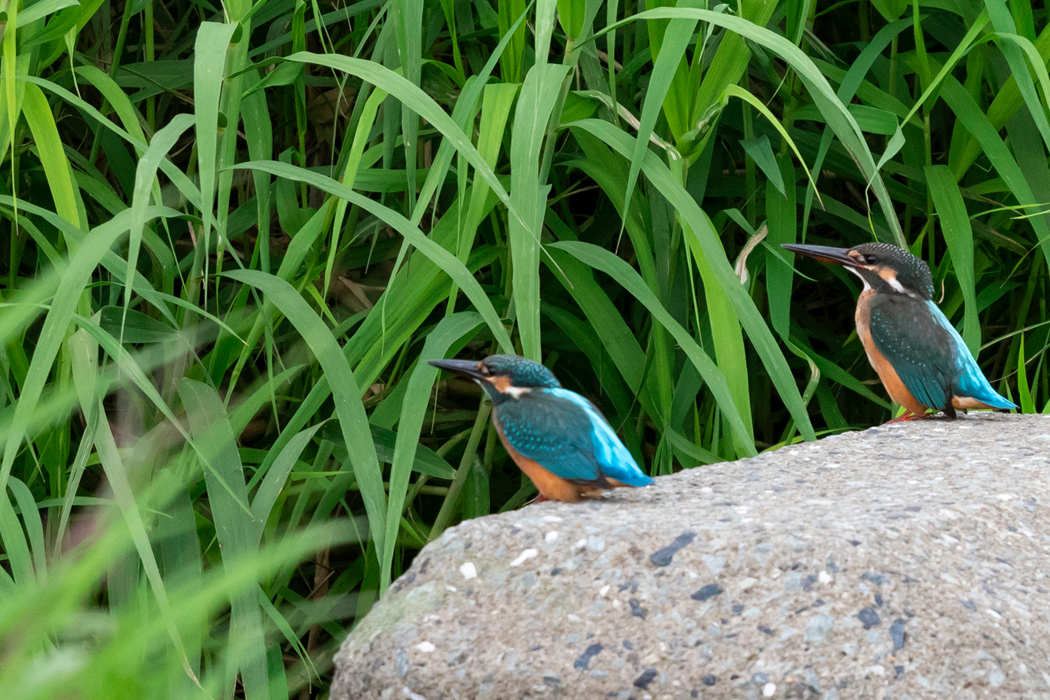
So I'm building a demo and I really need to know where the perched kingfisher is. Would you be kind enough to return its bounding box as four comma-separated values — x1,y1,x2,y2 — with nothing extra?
782,242,1015,420
428,354,654,502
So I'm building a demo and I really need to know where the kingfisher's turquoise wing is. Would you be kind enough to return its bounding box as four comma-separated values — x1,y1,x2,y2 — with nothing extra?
925,301,1016,409
495,395,598,482
547,388,652,486
868,294,955,410
495,389,652,486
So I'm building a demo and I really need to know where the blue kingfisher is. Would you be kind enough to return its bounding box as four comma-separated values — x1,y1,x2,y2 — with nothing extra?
429,354,654,502
783,242,1015,420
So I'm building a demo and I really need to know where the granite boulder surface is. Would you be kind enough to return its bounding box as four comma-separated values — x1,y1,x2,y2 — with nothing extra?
332,414,1050,699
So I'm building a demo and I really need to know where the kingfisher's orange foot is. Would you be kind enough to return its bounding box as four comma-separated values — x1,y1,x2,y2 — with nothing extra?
533,494,549,503
884,411,922,424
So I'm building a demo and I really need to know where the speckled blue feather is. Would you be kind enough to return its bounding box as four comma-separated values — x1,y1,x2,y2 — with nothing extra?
494,388,653,487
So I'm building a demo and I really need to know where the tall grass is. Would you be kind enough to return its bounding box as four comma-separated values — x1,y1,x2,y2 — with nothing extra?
1,0,1047,696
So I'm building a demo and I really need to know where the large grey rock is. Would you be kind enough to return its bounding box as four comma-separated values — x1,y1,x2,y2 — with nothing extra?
332,414,1050,699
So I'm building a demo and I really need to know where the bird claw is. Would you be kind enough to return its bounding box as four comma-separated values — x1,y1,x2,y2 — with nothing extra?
884,411,922,424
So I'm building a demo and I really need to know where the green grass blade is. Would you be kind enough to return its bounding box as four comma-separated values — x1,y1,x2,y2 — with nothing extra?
543,248,649,405
20,83,81,228
985,1,1050,155
766,158,797,338
74,65,148,145
925,164,979,354
941,76,1050,264
535,0,557,65
193,22,237,261
393,0,423,213
741,135,784,197
800,18,910,239
724,85,821,204
509,63,570,360
27,76,205,209
597,7,905,246
449,82,518,309
1017,335,1035,414
687,234,754,451
954,21,1050,174
124,112,194,342
7,478,46,583
250,424,324,541
623,9,697,227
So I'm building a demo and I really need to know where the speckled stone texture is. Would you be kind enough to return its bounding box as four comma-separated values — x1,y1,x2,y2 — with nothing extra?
332,414,1050,699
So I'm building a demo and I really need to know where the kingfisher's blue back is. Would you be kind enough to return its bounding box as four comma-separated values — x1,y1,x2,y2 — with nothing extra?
495,387,653,488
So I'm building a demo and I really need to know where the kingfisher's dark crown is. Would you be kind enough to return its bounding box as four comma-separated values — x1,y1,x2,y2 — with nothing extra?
481,355,561,388
850,243,934,299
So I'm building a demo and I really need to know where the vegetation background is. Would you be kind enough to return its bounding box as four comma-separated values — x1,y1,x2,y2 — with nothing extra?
1,0,1047,696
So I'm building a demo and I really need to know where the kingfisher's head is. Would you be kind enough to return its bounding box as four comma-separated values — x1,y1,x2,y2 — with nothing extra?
429,354,561,403
782,242,934,300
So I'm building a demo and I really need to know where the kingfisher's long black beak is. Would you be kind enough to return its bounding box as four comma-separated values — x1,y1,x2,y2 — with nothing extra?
781,243,860,268
428,358,485,381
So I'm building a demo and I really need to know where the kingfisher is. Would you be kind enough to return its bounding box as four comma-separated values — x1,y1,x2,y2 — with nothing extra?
782,241,1015,421
428,354,653,502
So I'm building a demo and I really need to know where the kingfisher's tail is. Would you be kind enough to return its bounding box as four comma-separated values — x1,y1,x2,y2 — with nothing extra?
958,384,1017,410
928,301,1017,411
950,351,1017,410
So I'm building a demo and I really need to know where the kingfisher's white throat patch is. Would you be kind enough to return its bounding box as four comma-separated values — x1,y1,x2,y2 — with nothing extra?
877,267,921,298
485,375,532,398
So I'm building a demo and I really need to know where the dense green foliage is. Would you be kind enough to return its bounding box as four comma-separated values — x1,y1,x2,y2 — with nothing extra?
2,0,1048,696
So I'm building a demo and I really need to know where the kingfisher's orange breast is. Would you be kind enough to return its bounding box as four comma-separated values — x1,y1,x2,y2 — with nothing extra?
855,290,928,415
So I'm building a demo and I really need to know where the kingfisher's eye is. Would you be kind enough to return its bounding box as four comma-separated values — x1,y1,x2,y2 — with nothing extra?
865,254,879,265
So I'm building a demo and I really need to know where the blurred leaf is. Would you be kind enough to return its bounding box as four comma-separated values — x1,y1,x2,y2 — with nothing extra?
98,306,179,343
178,379,268,698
